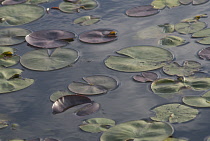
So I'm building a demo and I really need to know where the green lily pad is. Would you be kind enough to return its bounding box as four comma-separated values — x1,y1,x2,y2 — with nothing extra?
0,28,31,46
59,0,98,13
151,0,181,9
164,137,188,141
50,90,74,102
0,47,20,67
158,23,175,33
159,36,188,46
105,46,173,72
196,36,210,44
79,118,115,133
163,60,201,76
179,0,209,5
0,4,44,26
1,0,27,6
100,120,174,141
192,28,210,37
20,48,79,71
73,15,100,26
151,104,199,123
26,0,56,4
0,67,34,93
184,77,210,91
0,120,9,129
175,21,206,34
181,14,208,22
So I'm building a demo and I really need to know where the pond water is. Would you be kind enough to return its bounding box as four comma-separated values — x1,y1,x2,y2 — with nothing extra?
1,0,210,140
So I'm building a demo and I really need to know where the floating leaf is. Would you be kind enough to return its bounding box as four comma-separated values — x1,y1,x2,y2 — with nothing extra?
74,16,100,26
0,47,20,67
0,4,44,26
181,14,208,22
25,30,76,48
126,5,159,17
158,23,175,33
192,28,210,37
75,102,100,116
26,0,56,4
1,0,26,5
151,0,181,9
50,91,74,102
198,47,210,60
0,120,9,129
164,137,188,141
133,72,158,82
163,60,201,76
175,21,206,34
184,77,210,91
79,29,117,44
20,48,79,71
151,104,199,123
52,95,91,114
79,118,115,133
105,46,173,72
59,0,98,13
179,0,209,5
159,36,188,46
0,67,34,93
100,120,174,141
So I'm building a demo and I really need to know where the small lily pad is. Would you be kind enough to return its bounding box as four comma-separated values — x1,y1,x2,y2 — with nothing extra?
26,0,56,4
79,118,115,133
1,0,26,5
73,15,100,26
179,0,209,5
198,47,210,60
163,60,201,76
20,48,79,71
0,120,9,129
0,4,44,26
100,120,174,141
75,102,100,116
126,5,159,17
159,36,188,46
158,23,175,33
52,95,92,114
151,0,181,9
175,21,206,34
192,28,210,37
50,90,74,102
0,47,20,67
151,104,199,123
133,72,158,82
79,29,117,44
25,30,76,48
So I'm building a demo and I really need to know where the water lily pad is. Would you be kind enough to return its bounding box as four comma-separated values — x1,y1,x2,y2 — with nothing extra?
25,30,76,48
52,95,92,114
198,47,210,60
1,0,27,5
75,102,100,116
100,120,174,141
0,67,34,93
0,4,44,26
159,36,188,46
105,46,173,72
0,47,20,67
20,48,79,71
50,90,74,102
151,104,199,123
79,29,117,44
133,72,158,82
151,0,181,9
181,14,208,22
158,23,175,33
175,21,206,34
192,28,210,37
59,0,98,13
163,60,201,76
164,137,188,141
0,28,31,46
79,118,115,133
73,15,100,26
184,77,210,91
125,5,159,17
26,0,56,4
0,120,9,129
179,0,209,5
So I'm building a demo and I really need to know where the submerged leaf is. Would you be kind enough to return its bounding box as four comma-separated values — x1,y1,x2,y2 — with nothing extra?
75,102,100,116
126,5,159,17
158,23,175,33
175,21,206,34
151,0,181,9
159,36,188,46
74,16,100,26
133,72,158,82
151,104,199,123
0,47,20,67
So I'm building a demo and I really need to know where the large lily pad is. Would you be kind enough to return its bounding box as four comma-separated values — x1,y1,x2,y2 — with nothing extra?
184,77,210,91
79,118,116,133
73,15,100,26
0,4,44,26
159,36,188,46
25,30,76,48
105,46,173,72
79,29,117,44
151,104,199,123
175,21,206,34
0,67,34,93
192,28,210,44
0,47,20,67
151,0,181,9
198,47,210,60
0,28,31,46
100,120,174,141
163,60,201,76
59,0,98,13
20,48,79,71
179,0,209,5
75,102,100,116
126,5,159,17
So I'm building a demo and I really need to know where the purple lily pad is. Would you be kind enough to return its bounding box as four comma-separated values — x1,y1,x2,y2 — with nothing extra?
133,72,158,82
79,29,117,44
75,102,100,116
52,95,91,114
198,47,210,60
126,5,159,17
25,30,76,48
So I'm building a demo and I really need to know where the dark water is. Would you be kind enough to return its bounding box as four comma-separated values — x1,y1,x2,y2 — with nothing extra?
1,0,210,140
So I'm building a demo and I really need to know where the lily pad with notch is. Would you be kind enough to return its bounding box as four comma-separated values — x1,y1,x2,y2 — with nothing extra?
151,0,181,9
50,90,75,102
175,21,206,34
105,46,174,72
133,72,158,82
75,102,100,116
79,118,115,133
125,5,159,17
20,48,79,71
79,29,117,44
159,36,188,47
0,47,20,67
179,0,209,5
73,15,100,26
150,103,199,123
25,30,76,48
192,28,210,44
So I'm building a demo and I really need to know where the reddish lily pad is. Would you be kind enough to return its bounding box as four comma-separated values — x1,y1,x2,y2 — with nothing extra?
133,72,158,82
79,29,117,44
75,102,100,116
198,47,210,60
126,5,159,17
25,30,76,48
